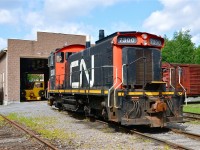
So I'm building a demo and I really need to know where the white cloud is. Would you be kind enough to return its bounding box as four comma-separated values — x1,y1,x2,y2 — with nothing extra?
24,22,98,44
143,0,200,45
0,0,134,47
0,9,13,24
21,0,129,43
24,12,44,27
43,0,126,21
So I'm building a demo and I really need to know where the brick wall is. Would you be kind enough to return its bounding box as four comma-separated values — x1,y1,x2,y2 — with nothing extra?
6,32,86,104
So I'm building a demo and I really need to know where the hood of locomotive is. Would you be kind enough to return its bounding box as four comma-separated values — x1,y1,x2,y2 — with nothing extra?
122,47,161,89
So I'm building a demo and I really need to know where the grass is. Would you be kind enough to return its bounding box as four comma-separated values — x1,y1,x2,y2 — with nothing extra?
187,120,200,125
7,113,77,141
0,116,5,127
183,104,200,114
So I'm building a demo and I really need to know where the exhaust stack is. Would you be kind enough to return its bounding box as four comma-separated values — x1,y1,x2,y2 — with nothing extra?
99,29,104,40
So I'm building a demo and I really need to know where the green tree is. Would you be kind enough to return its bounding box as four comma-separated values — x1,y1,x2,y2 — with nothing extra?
162,30,195,63
194,45,200,64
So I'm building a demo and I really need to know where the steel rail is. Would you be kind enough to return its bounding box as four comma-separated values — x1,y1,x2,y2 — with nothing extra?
183,112,200,120
170,128,200,141
0,114,58,150
53,108,193,150
93,119,192,150
128,129,192,150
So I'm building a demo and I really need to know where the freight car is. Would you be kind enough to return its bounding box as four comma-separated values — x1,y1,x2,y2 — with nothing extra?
162,63,200,98
47,30,184,127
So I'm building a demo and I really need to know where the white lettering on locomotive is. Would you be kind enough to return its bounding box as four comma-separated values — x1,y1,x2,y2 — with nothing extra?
70,55,94,88
70,60,79,88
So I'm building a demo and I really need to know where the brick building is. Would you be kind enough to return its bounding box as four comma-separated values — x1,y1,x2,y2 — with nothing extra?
0,32,86,105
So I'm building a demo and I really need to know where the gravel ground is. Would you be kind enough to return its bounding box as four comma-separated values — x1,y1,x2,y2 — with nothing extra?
0,101,199,150
0,116,52,149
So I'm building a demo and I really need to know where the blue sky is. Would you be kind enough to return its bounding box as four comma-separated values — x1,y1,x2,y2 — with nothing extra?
0,0,200,49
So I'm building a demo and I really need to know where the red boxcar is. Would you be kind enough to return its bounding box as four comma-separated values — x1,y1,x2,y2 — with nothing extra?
162,63,200,97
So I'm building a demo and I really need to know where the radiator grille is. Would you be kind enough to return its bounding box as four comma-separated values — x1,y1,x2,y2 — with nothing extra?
135,49,153,85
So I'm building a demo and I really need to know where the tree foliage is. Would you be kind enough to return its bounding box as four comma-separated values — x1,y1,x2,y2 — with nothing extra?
194,45,200,64
27,74,44,82
162,30,196,64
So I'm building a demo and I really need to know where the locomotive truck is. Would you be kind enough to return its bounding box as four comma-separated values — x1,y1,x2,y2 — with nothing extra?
47,30,184,127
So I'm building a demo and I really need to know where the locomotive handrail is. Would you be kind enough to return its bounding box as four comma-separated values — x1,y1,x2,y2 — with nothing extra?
169,68,175,90
163,61,176,90
101,66,117,108
178,66,187,105
114,82,122,108
115,57,146,108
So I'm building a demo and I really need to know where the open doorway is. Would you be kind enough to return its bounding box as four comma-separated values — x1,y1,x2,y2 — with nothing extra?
20,58,49,101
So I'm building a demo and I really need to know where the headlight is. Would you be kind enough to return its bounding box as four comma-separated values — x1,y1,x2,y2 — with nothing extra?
142,34,148,39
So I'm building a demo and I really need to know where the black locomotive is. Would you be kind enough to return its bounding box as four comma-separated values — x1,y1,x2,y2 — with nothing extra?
48,30,184,127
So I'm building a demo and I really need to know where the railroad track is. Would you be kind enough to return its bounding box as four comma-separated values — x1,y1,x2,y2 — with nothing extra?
52,108,200,150
93,118,200,150
170,128,200,141
0,114,58,150
126,127,200,150
183,112,200,121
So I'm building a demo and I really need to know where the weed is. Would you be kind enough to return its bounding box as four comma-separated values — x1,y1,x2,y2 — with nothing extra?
164,145,170,150
6,113,77,144
187,120,200,125
0,116,5,127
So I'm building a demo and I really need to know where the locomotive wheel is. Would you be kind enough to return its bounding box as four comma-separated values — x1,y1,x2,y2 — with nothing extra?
39,90,45,97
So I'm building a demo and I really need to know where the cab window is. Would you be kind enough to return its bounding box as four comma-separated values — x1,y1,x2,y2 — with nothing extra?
56,52,64,63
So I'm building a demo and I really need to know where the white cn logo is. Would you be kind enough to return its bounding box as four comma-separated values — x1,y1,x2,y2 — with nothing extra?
70,55,94,88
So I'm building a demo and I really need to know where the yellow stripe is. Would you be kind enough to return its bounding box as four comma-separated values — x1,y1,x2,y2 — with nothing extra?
128,92,143,95
145,92,159,96
118,92,124,96
79,90,85,93
118,91,175,96
48,89,175,96
71,89,79,93
89,90,101,94
51,90,59,93
151,81,166,84
65,90,71,93
162,92,174,95
104,90,108,94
